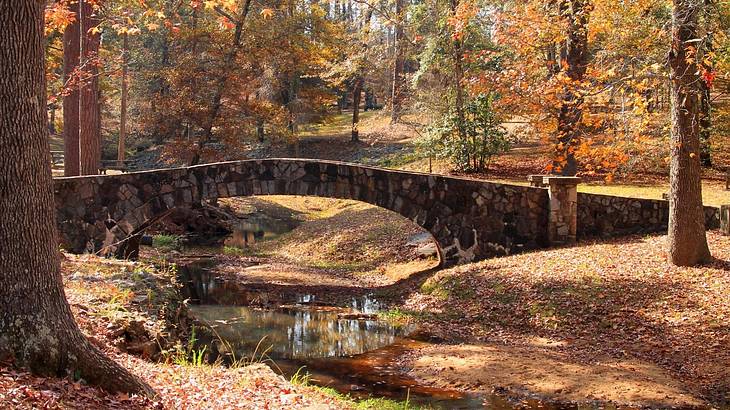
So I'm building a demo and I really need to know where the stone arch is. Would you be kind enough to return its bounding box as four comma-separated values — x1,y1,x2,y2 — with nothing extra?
54,159,550,265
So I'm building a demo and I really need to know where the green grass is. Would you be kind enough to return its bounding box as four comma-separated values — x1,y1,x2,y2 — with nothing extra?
364,151,422,169
420,275,475,301
164,325,210,367
289,366,312,386
298,111,379,138
313,385,421,410
289,365,422,409
152,234,181,249
378,308,419,326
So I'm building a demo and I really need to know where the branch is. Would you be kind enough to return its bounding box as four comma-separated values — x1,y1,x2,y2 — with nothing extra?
214,5,239,24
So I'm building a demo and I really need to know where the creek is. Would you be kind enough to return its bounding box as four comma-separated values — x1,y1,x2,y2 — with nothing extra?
163,205,607,409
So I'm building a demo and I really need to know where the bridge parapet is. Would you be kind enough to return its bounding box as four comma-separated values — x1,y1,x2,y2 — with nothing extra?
54,159,550,265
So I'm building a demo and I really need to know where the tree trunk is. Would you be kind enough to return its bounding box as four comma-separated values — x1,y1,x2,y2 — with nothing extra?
118,32,128,167
48,103,57,135
351,6,373,143
699,80,712,167
79,0,101,175
0,1,153,396
450,0,467,141
667,0,712,266
552,0,590,176
257,119,265,142
390,0,406,124
351,77,364,142
699,0,713,168
62,4,80,176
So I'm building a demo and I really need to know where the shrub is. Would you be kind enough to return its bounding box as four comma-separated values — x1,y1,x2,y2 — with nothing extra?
421,93,510,173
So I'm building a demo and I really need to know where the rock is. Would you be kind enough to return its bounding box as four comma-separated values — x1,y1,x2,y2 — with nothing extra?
337,313,378,320
125,340,158,358
416,242,439,258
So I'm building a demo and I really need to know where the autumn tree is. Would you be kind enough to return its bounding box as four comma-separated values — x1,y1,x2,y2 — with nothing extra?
552,0,591,176
0,0,153,395
667,0,711,266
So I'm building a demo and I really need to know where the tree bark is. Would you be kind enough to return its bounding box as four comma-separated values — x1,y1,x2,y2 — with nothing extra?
450,0,467,142
699,80,712,167
552,0,590,176
699,0,713,167
351,6,373,143
118,32,128,166
62,3,80,176
351,77,364,142
667,0,712,266
0,1,153,396
390,0,406,124
79,0,101,175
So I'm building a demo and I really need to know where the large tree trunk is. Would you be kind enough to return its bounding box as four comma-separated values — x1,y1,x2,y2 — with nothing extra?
390,0,406,124
62,3,80,176
79,0,101,175
118,32,128,167
0,1,153,396
667,0,712,266
552,0,590,176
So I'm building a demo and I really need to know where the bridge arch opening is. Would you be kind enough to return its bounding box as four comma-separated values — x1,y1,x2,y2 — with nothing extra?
137,196,443,282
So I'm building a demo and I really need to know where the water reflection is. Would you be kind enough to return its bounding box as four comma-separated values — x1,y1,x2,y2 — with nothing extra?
223,216,295,249
190,305,413,360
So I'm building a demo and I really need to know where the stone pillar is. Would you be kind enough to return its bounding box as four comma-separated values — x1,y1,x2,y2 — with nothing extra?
527,175,548,188
544,176,581,245
721,205,730,236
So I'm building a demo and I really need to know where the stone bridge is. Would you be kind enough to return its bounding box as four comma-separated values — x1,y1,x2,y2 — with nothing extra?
54,159,557,265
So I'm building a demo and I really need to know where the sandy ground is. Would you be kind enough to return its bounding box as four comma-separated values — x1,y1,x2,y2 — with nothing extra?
403,342,703,407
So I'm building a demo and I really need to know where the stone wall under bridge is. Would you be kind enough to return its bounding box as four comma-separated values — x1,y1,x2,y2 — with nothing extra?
53,159,551,266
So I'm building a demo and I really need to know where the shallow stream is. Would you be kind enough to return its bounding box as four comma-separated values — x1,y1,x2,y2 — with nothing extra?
168,208,611,409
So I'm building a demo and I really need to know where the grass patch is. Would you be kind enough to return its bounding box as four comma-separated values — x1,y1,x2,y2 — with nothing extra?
312,385,422,410
163,325,210,367
364,150,422,169
298,111,379,138
152,234,182,249
420,275,475,301
378,308,419,326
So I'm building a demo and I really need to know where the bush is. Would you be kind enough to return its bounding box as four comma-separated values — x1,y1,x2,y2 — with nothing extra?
420,93,510,173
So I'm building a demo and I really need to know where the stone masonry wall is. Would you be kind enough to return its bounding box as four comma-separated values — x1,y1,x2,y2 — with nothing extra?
54,159,550,265
578,192,721,238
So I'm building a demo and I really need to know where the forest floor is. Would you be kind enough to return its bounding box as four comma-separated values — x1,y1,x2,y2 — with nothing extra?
167,197,730,408
397,231,730,408
0,246,411,409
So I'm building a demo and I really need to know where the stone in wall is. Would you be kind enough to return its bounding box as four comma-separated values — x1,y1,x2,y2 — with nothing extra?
578,192,720,238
